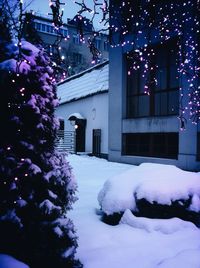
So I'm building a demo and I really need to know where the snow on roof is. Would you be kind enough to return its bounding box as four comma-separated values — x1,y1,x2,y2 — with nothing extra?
57,61,109,104
68,113,85,120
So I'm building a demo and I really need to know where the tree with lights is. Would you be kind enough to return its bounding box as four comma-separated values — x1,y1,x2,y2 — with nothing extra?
0,40,82,268
0,1,199,266
0,6,82,267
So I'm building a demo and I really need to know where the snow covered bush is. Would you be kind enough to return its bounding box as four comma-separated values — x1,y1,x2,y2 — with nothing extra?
0,41,82,268
120,209,198,234
98,163,200,225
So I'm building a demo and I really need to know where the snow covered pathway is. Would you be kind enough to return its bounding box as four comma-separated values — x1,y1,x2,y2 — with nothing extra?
68,154,200,268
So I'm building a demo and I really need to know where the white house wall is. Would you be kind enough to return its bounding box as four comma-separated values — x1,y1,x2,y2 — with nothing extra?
56,92,108,155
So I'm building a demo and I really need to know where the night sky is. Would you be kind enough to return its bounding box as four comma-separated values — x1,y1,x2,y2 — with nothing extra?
26,0,102,29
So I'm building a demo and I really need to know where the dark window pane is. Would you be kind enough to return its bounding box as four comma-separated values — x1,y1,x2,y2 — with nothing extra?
122,133,178,159
127,71,139,95
46,25,50,32
154,92,167,115
155,67,167,91
169,48,177,65
95,39,101,50
73,53,82,64
197,133,200,161
138,95,150,116
36,23,41,31
104,41,109,51
139,71,146,93
127,96,138,118
156,47,167,68
153,134,165,156
154,93,160,115
42,24,46,31
168,91,179,115
160,92,168,115
170,65,179,88
167,133,179,158
140,134,150,154
50,26,54,33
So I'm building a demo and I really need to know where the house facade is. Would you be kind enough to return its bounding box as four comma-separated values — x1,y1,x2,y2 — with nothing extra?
30,14,109,75
56,61,108,157
108,1,200,171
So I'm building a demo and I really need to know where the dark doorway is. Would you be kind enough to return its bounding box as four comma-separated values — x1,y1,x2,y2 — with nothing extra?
92,129,101,156
75,119,86,152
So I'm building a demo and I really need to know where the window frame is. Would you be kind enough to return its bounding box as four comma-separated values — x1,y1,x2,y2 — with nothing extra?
72,52,83,64
122,132,179,159
197,132,200,161
126,40,179,118
73,34,81,45
95,38,101,50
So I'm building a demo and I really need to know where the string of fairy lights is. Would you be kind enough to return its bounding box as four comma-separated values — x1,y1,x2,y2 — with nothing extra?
2,0,200,199
110,0,200,128
5,0,200,127
47,0,109,79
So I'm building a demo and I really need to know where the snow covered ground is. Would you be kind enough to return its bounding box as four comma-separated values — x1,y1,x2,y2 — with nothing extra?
1,154,200,268
68,154,200,268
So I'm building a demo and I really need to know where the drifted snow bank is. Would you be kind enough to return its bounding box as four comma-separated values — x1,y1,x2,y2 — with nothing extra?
0,254,29,268
69,155,200,268
98,163,200,215
120,209,198,234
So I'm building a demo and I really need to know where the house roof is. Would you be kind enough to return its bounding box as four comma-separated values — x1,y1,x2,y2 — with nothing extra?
57,61,109,104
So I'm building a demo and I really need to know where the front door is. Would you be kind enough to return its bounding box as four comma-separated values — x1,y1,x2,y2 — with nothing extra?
75,119,86,152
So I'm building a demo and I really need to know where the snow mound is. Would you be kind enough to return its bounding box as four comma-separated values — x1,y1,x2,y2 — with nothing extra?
120,209,198,234
0,41,44,74
0,254,29,268
98,163,200,215
158,248,200,268
98,167,137,215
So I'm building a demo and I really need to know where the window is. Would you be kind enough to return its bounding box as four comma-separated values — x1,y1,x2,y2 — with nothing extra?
126,41,179,118
60,29,68,36
73,53,82,64
46,25,50,33
36,22,41,31
104,41,109,51
122,133,178,159
73,34,81,45
41,24,46,32
197,132,200,161
95,39,101,50
50,26,54,33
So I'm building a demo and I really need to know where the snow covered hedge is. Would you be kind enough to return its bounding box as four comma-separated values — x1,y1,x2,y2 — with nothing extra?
98,163,200,225
0,41,81,268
